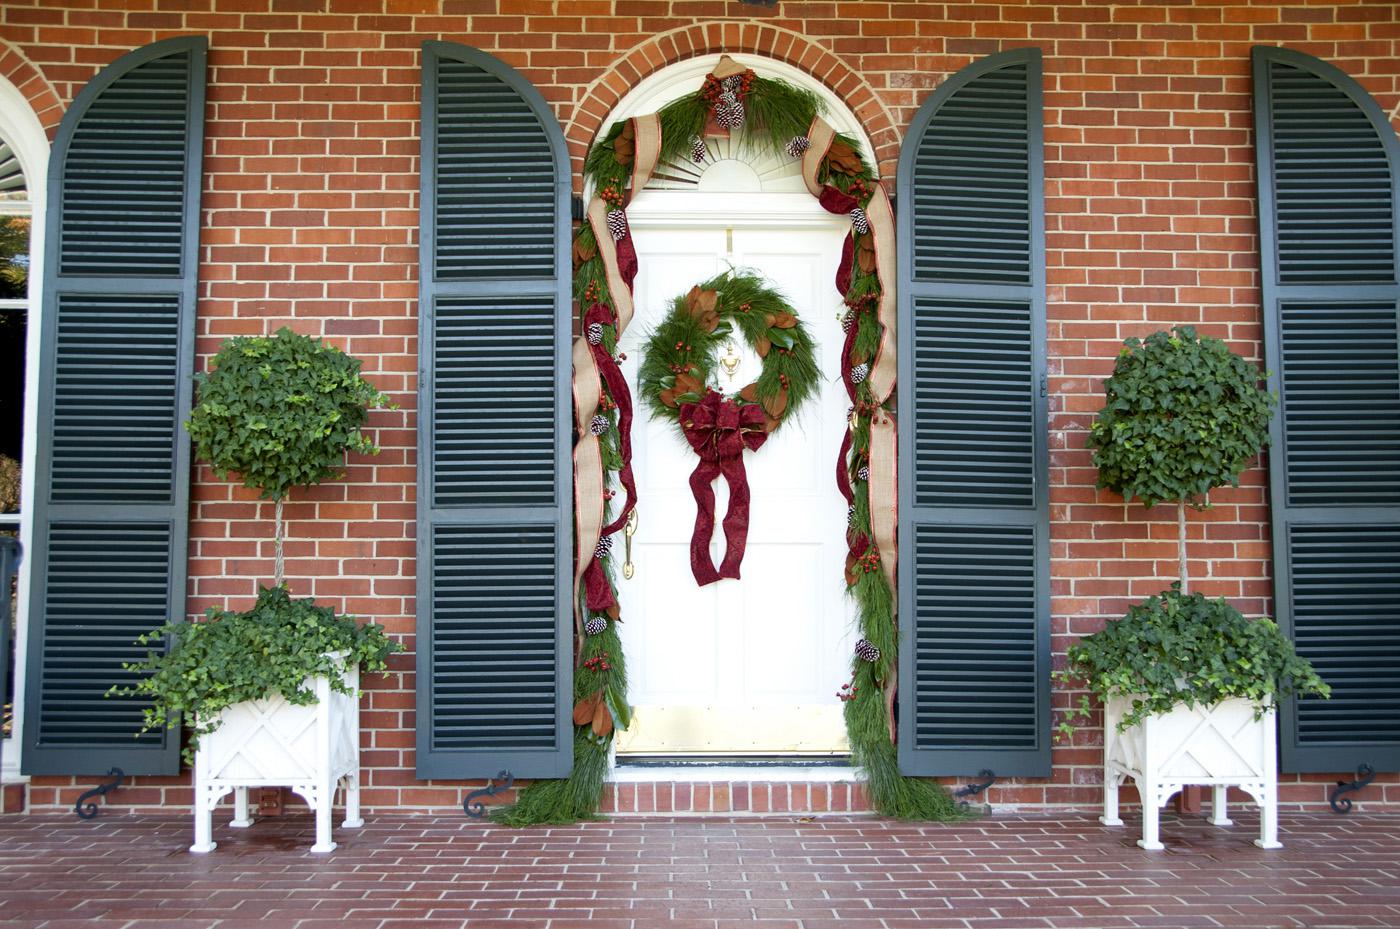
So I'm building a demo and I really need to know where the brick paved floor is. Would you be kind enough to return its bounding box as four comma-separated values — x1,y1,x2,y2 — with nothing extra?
1,811,1398,928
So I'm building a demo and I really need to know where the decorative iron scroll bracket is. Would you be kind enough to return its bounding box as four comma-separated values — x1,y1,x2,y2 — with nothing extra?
463,769,514,819
954,769,997,809
74,768,125,820
1330,763,1375,814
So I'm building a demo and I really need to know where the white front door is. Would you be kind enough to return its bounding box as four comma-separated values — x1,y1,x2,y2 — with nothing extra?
612,196,856,755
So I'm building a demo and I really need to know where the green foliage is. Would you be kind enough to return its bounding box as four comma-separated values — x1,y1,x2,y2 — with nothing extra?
1087,326,1273,509
637,268,821,432
113,585,400,762
1055,585,1329,738
186,327,392,501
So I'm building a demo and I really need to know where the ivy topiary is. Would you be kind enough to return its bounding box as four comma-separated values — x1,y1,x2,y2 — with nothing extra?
1054,585,1329,737
1088,326,1273,509
1087,326,1273,588
114,586,400,762
186,327,390,502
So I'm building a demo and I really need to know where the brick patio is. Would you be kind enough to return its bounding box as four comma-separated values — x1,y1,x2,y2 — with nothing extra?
1,811,1398,928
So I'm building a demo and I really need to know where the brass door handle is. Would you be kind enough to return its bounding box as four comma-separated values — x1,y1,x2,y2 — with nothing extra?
623,508,638,580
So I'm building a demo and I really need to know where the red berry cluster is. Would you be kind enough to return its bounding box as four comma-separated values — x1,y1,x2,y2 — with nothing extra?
855,548,881,574
777,373,790,389
837,678,860,702
599,394,615,412
845,291,878,313
700,70,755,104
583,651,614,673
848,177,872,199
600,184,624,208
738,302,752,314
673,340,692,352
603,489,616,501
668,362,689,375
584,280,602,302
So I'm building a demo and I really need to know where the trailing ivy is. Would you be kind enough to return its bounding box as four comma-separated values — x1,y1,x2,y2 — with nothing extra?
1055,585,1329,737
114,586,399,763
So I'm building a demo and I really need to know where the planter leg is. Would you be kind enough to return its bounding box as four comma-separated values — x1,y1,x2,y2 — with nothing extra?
1136,787,1165,851
309,782,336,854
343,774,364,829
1210,785,1232,827
1100,773,1123,827
230,787,252,828
1253,784,1282,849
190,784,218,854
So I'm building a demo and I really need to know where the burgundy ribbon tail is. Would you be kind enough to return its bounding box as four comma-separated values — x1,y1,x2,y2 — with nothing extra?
680,392,768,586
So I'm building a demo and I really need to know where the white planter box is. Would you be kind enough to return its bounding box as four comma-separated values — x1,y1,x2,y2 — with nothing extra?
1101,695,1280,850
190,657,362,854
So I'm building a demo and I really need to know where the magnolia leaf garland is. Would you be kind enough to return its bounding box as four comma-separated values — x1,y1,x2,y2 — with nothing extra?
639,270,819,585
498,57,961,826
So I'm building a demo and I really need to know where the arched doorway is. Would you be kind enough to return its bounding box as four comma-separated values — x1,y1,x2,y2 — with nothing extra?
601,55,878,757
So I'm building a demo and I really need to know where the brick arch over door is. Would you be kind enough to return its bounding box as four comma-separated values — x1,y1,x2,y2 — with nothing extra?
565,22,903,189
0,40,62,138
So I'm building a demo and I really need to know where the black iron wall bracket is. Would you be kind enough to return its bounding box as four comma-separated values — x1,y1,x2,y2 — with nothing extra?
1330,763,1375,814
954,769,997,809
463,769,515,819
74,768,125,820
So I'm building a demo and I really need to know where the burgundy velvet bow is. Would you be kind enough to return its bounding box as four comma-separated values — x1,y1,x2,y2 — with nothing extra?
679,390,769,586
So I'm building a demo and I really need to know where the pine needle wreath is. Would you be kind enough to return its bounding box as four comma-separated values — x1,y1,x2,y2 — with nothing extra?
639,269,820,434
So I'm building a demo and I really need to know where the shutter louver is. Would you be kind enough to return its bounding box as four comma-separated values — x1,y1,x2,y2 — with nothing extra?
417,43,571,780
22,37,205,776
1253,46,1400,773
897,49,1051,778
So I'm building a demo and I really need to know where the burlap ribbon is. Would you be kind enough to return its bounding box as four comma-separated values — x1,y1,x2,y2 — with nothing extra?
572,115,663,632
679,390,769,586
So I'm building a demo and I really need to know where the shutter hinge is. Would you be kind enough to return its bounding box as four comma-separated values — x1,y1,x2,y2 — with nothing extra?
1039,374,1048,397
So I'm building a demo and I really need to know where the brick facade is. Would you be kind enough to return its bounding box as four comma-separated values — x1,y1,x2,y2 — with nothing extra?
4,0,1400,813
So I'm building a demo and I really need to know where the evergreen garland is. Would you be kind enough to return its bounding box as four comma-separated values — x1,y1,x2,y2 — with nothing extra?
498,64,962,825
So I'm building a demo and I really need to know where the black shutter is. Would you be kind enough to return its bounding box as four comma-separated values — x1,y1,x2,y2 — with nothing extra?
416,43,571,779
1253,46,1400,773
896,48,1050,778
21,37,205,776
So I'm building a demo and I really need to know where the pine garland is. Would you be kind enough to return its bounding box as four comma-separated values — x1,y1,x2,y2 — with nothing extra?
493,63,963,826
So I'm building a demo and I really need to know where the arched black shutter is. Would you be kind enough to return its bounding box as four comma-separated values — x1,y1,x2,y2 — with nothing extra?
416,43,571,779
896,48,1050,778
1253,46,1400,773
22,37,205,775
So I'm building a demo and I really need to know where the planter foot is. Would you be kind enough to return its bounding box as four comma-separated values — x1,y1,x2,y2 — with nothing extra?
1252,839,1282,850
189,842,217,853
342,817,365,829
309,841,337,854
1098,815,1124,826
1135,839,1164,851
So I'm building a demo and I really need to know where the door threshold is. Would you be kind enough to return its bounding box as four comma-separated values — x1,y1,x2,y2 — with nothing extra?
611,758,859,783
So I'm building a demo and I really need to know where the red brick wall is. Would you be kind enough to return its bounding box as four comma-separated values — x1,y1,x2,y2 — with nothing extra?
5,0,1400,813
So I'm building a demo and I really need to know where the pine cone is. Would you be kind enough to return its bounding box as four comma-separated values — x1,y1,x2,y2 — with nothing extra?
595,536,613,559
850,207,869,235
847,504,856,527
714,98,745,129
587,322,604,345
855,639,880,663
840,311,854,333
785,135,810,158
690,136,707,164
590,414,609,436
722,74,744,95
606,209,628,242
850,363,869,385
857,465,870,482
585,617,607,636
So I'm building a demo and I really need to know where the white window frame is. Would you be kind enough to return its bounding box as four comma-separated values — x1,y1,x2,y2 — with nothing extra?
0,75,48,783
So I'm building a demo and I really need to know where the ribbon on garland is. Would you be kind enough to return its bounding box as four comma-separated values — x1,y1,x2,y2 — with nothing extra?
571,119,664,632
680,390,769,586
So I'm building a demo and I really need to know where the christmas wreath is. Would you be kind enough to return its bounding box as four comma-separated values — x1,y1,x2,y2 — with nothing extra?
638,270,819,585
